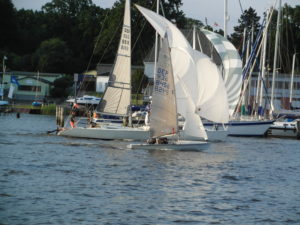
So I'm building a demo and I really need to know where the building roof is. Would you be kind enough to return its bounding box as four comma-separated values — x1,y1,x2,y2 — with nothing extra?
18,76,53,84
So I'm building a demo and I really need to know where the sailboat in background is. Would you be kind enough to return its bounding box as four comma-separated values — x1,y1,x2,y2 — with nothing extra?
58,0,149,140
32,71,43,107
194,18,274,136
266,0,300,139
129,34,208,150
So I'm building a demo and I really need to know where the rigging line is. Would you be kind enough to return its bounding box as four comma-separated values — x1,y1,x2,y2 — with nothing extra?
131,0,157,53
77,10,111,100
98,20,123,65
238,0,243,13
130,0,157,100
85,9,110,73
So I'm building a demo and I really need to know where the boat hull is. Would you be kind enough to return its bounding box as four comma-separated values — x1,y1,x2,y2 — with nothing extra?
128,140,209,151
204,120,274,137
228,120,273,137
58,126,149,140
268,121,300,138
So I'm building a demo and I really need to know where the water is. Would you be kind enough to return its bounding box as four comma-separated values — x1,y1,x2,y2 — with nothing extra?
0,113,300,225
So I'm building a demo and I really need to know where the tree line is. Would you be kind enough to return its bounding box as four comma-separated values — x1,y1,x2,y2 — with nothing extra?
0,0,299,76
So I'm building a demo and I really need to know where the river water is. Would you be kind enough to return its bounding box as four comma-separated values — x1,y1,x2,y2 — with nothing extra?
0,113,299,225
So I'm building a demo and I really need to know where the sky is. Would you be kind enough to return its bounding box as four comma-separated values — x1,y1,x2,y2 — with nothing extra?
11,0,299,34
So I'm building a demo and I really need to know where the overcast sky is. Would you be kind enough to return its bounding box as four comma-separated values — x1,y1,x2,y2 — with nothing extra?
12,0,299,34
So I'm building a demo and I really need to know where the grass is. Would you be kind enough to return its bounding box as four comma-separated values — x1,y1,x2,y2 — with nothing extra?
41,104,57,115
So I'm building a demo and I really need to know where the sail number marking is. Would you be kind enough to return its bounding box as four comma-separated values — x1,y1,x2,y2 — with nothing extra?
121,28,130,51
155,67,169,95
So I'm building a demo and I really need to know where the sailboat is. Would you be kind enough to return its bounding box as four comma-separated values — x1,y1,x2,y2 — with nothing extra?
194,27,274,137
32,71,43,107
129,34,208,150
135,4,230,142
58,0,149,140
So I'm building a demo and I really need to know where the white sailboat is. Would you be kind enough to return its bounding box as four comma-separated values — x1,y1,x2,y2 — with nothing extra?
135,4,230,142
58,0,149,140
32,71,43,107
197,28,273,137
129,34,208,150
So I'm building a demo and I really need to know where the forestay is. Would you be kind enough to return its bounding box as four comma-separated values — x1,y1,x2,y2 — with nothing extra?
97,0,131,116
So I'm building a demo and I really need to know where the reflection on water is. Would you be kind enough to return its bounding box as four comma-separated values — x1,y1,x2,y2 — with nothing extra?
0,114,300,224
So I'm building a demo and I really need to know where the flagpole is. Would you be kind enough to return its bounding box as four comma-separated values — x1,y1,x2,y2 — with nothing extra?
224,0,228,38
2,56,7,100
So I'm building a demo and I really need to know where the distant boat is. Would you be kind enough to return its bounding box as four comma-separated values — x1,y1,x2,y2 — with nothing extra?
66,95,101,105
31,71,43,107
32,101,42,107
268,116,300,139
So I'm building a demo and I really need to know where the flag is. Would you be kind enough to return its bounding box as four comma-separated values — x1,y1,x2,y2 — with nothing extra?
11,76,19,86
8,84,15,99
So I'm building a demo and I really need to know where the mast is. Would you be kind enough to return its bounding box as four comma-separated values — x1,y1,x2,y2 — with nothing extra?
1,56,7,100
35,71,40,101
270,0,281,114
289,53,298,108
224,0,228,38
258,17,268,119
192,25,196,50
153,0,159,79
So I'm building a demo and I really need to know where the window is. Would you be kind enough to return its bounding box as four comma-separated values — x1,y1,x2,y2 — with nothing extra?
18,85,41,92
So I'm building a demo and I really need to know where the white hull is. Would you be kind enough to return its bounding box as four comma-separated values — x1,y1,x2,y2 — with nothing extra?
128,140,209,151
228,120,273,136
268,121,300,138
204,120,273,137
58,126,149,140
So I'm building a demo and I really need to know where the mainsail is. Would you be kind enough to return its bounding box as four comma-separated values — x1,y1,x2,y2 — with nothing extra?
150,35,178,138
97,0,131,116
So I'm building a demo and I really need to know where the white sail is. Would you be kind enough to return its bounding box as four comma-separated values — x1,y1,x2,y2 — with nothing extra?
136,5,229,123
97,0,131,116
199,29,243,116
182,97,208,140
150,35,178,138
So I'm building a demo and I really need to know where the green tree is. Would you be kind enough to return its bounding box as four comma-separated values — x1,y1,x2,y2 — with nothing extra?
131,69,148,94
33,38,72,73
230,7,261,52
50,76,73,98
278,4,300,73
0,0,19,52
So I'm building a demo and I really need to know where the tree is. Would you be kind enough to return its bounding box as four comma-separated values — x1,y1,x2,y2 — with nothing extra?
230,7,261,52
0,0,19,52
50,76,73,98
33,38,72,73
278,4,300,73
